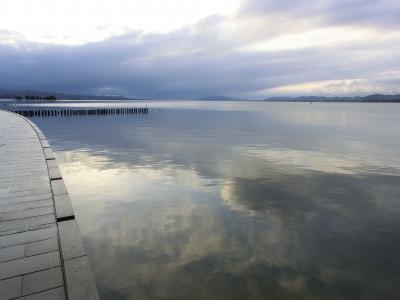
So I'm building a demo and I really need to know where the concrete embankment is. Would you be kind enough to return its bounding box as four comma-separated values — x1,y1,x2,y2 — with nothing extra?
0,110,98,299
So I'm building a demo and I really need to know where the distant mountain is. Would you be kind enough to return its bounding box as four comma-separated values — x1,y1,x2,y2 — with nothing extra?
0,89,143,100
2,89,400,102
199,94,400,102
263,94,400,103
199,96,242,101
361,94,400,102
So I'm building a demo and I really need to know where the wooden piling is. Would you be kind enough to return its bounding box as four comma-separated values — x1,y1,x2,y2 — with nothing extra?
5,107,150,118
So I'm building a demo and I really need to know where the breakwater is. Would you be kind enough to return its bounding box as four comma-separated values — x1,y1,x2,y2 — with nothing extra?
5,107,149,118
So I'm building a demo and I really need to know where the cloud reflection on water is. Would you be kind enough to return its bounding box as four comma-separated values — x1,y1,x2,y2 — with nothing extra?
33,102,400,300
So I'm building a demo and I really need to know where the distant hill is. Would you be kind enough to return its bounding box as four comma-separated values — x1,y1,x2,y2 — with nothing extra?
199,96,242,101
2,89,400,102
263,94,400,102
0,89,143,100
361,94,400,102
200,94,400,102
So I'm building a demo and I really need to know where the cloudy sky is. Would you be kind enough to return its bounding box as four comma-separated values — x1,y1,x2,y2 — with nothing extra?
1,0,400,99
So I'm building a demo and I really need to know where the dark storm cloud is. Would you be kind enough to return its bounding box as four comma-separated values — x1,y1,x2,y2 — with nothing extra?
0,1,399,98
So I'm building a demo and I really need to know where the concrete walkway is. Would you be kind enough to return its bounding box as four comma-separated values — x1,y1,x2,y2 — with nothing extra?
0,110,98,299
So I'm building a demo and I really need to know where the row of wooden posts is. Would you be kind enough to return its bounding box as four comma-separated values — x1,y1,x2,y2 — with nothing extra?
10,107,149,118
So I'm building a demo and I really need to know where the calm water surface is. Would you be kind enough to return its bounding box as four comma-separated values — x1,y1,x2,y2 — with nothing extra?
32,101,400,300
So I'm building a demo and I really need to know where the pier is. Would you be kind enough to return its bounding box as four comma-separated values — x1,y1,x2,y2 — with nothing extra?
0,110,98,299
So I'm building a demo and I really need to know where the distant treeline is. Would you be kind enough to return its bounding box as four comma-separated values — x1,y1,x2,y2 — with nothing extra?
15,95,57,101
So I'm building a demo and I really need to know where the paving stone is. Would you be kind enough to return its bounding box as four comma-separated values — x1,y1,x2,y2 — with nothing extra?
0,229,20,236
0,194,53,205
46,160,58,169
0,219,28,235
11,183,50,193
64,256,99,300
54,194,75,221
30,123,40,130
0,276,22,299
0,251,61,280
28,214,56,230
37,134,46,140
28,171,48,178
30,188,52,196
0,226,57,248
0,199,53,214
0,191,31,199
58,219,85,260
44,148,56,160
0,244,25,262
40,140,50,148
0,180,12,189
22,266,63,296
29,223,56,231
18,286,66,300
51,180,68,196
48,167,62,180
26,237,59,257
0,206,54,222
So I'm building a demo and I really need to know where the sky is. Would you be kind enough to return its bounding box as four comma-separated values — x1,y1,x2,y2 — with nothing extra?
0,0,400,99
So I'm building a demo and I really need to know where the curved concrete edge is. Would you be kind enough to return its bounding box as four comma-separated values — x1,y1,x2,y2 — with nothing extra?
15,114,99,300
22,119,75,222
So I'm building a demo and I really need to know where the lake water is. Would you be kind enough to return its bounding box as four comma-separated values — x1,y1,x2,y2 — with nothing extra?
30,101,400,300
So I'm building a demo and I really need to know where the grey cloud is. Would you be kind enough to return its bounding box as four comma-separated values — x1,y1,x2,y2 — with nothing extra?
0,9,399,98
240,0,400,29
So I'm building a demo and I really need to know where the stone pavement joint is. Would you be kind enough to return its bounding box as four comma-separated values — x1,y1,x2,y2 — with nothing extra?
0,110,98,299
